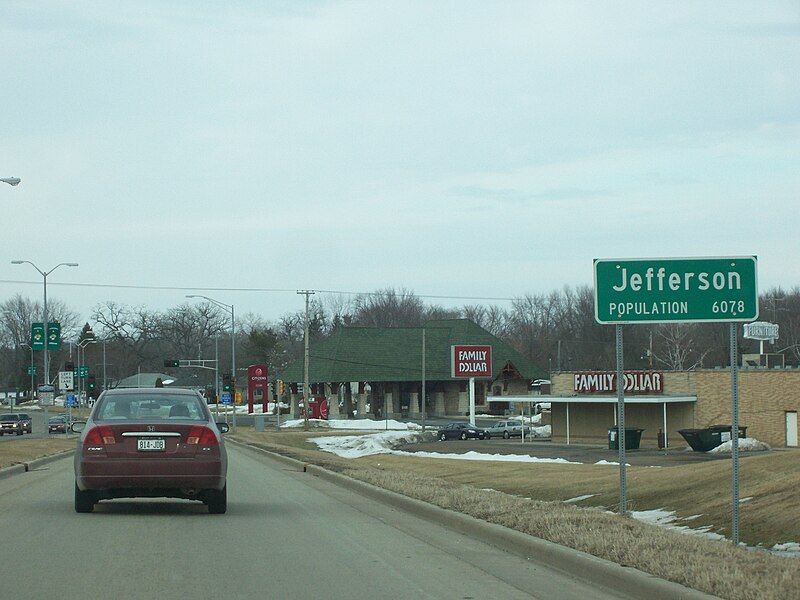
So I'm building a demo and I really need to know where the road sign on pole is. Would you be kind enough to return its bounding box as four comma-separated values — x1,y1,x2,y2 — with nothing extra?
27,365,37,376
31,323,45,351
594,257,758,324
66,393,77,408
58,371,75,391
221,391,232,405
593,256,758,542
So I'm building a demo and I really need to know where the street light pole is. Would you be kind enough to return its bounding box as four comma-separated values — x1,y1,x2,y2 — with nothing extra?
186,295,236,430
11,261,78,427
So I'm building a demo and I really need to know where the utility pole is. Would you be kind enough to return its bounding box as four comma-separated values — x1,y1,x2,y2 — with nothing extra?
297,290,315,431
421,327,426,432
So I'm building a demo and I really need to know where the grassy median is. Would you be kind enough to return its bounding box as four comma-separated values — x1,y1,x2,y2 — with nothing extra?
0,437,75,469
232,429,800,600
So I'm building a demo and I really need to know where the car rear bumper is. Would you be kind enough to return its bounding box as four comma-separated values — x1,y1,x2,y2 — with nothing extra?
76,457,226,492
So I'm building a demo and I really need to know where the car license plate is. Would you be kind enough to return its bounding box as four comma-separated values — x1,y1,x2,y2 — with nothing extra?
137,438,165,452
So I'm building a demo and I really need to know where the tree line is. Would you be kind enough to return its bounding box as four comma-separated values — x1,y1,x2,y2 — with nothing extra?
1,286,799,391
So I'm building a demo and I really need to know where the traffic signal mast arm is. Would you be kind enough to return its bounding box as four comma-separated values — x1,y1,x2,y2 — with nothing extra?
163,359,218,371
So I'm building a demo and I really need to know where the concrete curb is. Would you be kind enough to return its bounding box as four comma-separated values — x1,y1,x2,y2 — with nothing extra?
0,450,74,481
26,450,74,471
229,438,716,600
0,464,27,481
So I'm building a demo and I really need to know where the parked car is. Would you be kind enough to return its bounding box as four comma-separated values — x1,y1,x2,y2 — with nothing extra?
437,422,489,441
0,413,25,436
73,388,229,514
485,420,531,439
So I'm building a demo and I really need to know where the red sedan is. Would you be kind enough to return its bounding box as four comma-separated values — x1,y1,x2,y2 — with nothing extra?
73,388,228,514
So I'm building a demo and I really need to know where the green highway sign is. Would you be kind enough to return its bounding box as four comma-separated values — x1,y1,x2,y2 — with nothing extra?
31,323,45,350
27,365,37,376
47,321,61,350
75,365,89,379
594,256,758,324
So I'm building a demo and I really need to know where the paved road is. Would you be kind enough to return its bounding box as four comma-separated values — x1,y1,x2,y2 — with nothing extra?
0,444,636,600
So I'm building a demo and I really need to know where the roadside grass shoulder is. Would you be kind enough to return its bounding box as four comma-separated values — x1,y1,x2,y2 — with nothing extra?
0,438,75,468
231,430,800,600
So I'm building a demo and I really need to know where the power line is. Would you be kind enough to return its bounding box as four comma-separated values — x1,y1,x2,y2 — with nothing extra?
0,279,518,302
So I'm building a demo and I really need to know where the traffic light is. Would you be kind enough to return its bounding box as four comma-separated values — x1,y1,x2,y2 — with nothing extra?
222,373,232,393
64,362,74,371
164,359,180,368
86,375,98,399
277,380,285,396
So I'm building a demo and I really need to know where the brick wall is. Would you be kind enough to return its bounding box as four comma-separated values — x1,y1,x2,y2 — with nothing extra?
695,370,800,447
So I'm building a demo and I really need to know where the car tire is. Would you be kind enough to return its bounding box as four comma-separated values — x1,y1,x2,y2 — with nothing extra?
439,433,447,441
74,483,95,513
460,432,467,440
207,485,227,514
16,430,22,436
484,434,490,440
503,431,510,439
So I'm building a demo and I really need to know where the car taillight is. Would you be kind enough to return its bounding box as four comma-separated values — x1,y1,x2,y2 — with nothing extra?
83,426,116,445
186,426,218,446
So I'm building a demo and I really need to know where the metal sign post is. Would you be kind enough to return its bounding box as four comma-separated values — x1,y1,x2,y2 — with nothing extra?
594,256,758,529
468,377,476,427
730,323,740,544
616,325,627,514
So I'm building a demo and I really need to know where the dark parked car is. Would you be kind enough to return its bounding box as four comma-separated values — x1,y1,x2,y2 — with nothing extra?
437,422,489,441
73,388,229,514
0,413,27,436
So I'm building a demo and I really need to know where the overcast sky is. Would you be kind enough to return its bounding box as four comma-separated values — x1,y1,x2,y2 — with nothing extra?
2,1,799,322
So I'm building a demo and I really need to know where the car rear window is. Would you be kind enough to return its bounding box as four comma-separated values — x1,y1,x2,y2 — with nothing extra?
94,394,208,421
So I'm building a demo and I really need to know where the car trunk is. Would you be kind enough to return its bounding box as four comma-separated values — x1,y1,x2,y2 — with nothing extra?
100,422,203,459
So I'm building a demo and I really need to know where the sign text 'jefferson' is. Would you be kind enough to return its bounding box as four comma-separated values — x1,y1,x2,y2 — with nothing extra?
594,257,758,324
451,345,493,378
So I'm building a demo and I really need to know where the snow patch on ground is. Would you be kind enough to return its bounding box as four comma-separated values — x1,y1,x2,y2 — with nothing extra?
594,460,631,466
770,542,800,558
708,437,770,453
284,418,423,431
563,494,597,503
630,509,727,542
396,450,580,464
527,425,551,438
311,431,426,458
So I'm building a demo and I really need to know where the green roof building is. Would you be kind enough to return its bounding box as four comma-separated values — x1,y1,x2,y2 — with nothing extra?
280,319,544,418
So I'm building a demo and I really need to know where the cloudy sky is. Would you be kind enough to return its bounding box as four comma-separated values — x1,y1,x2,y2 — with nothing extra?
2,1,799,321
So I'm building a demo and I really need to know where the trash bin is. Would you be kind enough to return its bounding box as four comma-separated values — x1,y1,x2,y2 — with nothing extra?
608,427,645,450
254,415,266,432
678,425,747,452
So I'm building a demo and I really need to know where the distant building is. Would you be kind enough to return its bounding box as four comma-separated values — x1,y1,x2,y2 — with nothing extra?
280,319,544,418
546,369,800,448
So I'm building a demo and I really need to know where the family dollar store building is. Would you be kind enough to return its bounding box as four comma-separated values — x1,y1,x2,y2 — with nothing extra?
547,368,800,448
280,319,544,419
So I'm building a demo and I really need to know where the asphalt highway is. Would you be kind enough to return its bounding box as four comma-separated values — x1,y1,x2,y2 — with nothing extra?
0,443,637,600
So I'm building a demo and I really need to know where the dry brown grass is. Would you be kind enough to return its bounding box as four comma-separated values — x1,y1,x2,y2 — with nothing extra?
0,438,75,468
232,430,800,600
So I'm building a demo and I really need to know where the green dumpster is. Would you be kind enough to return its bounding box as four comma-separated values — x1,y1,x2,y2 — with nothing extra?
678,425,747,452
608,427,644,450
